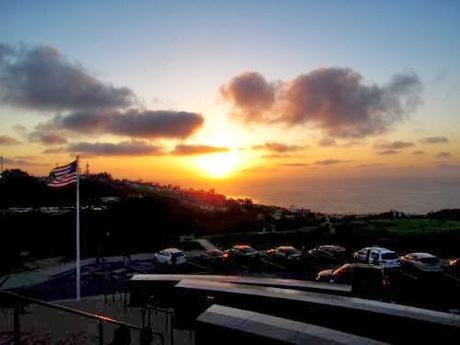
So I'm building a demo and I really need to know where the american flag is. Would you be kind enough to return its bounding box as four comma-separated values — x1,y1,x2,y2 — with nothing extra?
48,160,78,187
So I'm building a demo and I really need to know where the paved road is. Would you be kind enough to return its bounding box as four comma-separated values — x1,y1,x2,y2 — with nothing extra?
1,253,202,300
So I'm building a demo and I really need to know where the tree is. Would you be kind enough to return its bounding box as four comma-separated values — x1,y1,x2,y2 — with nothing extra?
0,168,31,181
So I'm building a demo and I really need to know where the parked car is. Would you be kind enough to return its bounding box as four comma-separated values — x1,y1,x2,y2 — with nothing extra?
401,253,444,273
316,263,373,284
449,257,460,275
353,246,400,268
307,245,347,263
226,245,258,257
353,247,373,262
317,263,352,284
179,240,207,259
154,248,187,265
200,249,228,262
316,262,393,295
266,246,301,260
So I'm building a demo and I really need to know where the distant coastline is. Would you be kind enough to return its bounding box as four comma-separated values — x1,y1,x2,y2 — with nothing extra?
217,176,460,215
2,168,459,215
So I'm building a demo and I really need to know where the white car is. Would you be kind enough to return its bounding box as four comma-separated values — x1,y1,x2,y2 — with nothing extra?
154,248,187,265
266,246,301,260
353,247,373,262
353,247,400,268
401,253,443,273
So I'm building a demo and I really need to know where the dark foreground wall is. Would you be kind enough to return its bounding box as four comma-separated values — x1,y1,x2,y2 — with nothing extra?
129,274,460,344
196,305,388,345
174,279,460,344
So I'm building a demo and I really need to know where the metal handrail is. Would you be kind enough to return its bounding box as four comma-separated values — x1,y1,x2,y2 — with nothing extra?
1,290,140,329
0,290,164,344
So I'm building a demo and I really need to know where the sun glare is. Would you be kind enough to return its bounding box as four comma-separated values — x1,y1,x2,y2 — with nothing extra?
195,151,241,178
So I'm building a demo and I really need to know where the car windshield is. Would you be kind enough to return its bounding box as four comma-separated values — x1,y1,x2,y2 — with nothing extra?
420,257,439,264
381,252,398,260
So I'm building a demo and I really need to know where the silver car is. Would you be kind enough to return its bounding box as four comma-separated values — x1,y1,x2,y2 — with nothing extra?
353,246,400,268
154,248,187,265
401,253,443,273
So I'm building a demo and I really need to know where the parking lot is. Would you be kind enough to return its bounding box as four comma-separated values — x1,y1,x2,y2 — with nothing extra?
172,240,460,312
2,239,458,314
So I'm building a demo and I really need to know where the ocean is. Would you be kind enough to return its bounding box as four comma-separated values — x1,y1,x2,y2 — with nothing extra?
220,177,460,214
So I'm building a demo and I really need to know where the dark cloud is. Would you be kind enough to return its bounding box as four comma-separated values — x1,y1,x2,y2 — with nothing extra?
373,141,414,150
3,157,46,167
14,155,36,160
252,142,305,152
357,163,386,168
1,43,206,144
0,135,21,145
262,153,295,159
436,151,451,158
420,136,449,144
220,72,276,121
172,144,229,155
278,162,309,167
0,44,14,63
438,163,459,169
377,149,399,155
0,43,135,111
223,68,421,138
243,166,278,173
412,150,426,155
318,138,337,147
342,140,362,147
42,147,67,154
67,140,164,156
108,110,204,139
13,124,27,133
29,132,68,145
314,159,346,165
282,69,421,137
35,109,204,139
317,138,362,147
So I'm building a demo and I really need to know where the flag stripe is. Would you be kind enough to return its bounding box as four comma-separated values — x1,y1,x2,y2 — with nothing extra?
49,181,75,187
52,172,77,182
53,166,72,174
51,173,76,182
49,178,76,185
51,162,76,175
49,179,76,187
55,169,74,177
48,160,77,187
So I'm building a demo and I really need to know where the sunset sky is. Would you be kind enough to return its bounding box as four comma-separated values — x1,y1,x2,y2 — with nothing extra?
1,0,459,201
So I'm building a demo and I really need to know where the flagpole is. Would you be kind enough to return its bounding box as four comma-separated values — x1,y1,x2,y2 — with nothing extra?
76,155,81,300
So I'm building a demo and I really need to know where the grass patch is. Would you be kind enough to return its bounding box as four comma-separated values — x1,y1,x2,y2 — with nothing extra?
361,219,460,236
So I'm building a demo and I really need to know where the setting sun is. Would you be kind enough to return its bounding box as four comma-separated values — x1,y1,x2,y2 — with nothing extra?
195,151,241,178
